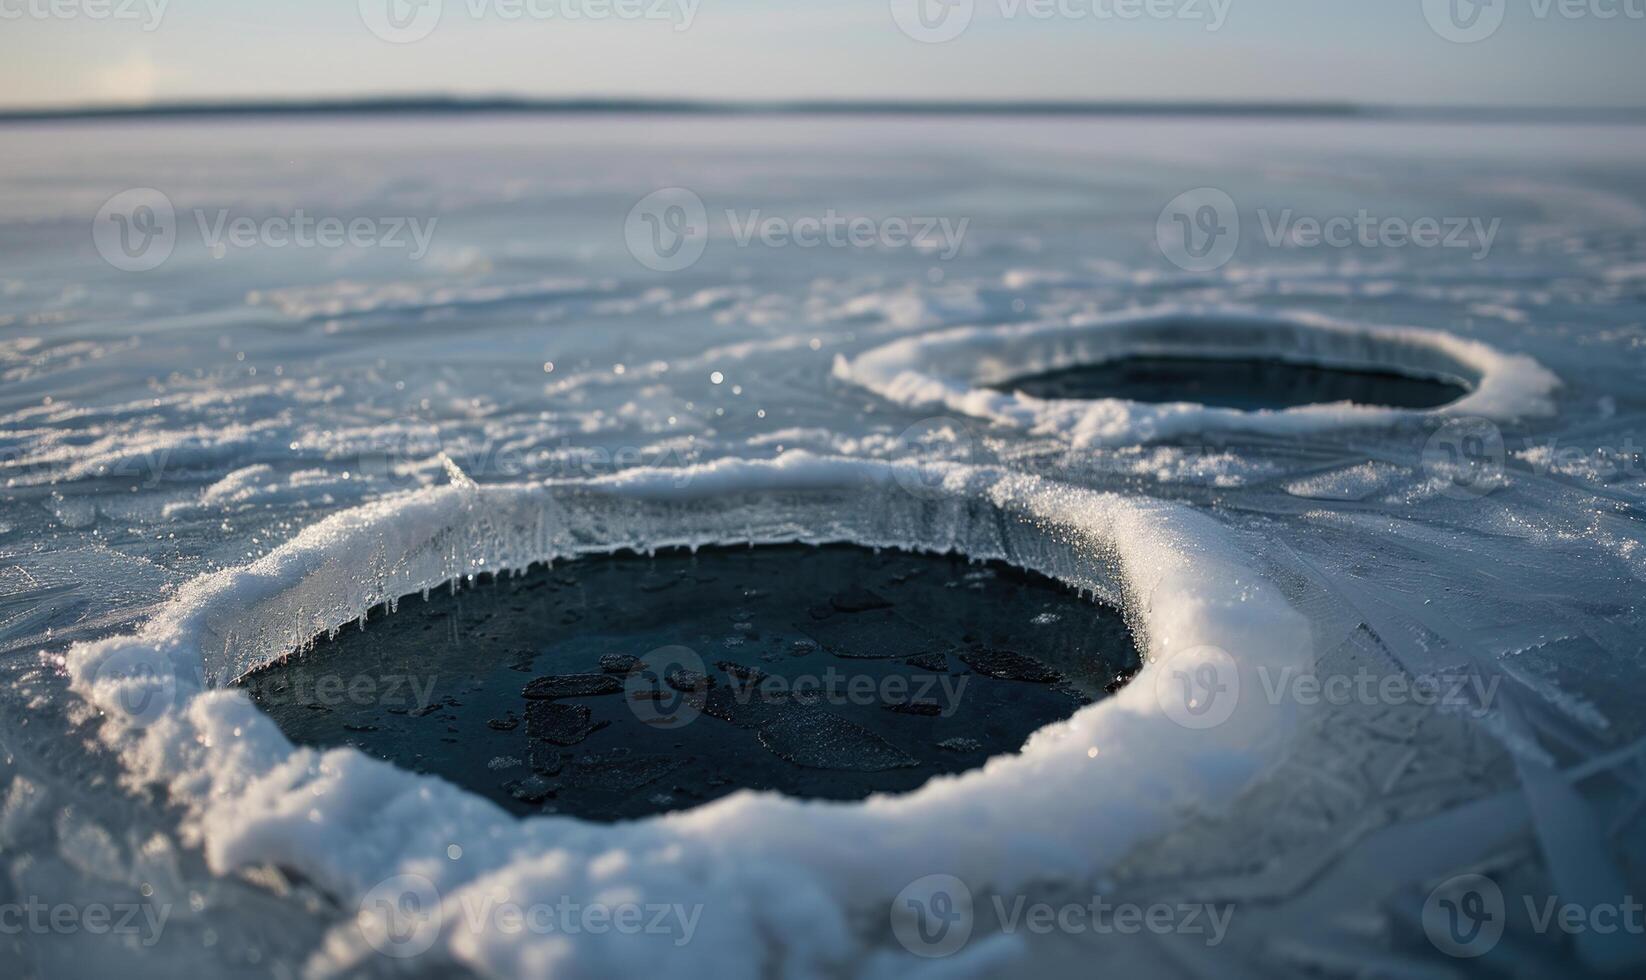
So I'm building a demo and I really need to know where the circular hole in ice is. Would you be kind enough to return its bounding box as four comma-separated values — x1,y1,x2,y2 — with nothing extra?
836,308,1560,444
237,543,1138,822
992,354,1468,411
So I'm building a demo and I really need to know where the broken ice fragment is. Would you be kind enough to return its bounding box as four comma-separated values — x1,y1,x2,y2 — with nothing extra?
960,648,1062,683
507,775,555,804
522,673,622,700
529,743,564,775
716,660,769,684
701,685,792,730
905,651,949,672
665,667,713,693
886,700,943,717
599,653,640,674
525,701,605,747
756,711,920,771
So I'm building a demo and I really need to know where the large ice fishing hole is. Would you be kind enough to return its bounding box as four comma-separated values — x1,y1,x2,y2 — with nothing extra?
240,544,1138,822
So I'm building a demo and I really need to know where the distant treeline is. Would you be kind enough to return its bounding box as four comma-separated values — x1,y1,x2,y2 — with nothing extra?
5,96,1642,124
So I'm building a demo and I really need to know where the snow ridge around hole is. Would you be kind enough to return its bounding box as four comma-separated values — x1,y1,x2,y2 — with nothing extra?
66,453,1313,978
834,306,1561,446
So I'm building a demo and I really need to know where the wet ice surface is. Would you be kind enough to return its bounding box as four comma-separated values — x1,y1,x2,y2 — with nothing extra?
2,116,1646,976
244,545,1126,821
994,355,1468,410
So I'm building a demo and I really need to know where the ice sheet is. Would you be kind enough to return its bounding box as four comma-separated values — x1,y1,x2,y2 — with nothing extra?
3,115,1645,977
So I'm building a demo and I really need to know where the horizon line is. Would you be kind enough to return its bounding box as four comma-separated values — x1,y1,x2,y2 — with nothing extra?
5,95,1646,124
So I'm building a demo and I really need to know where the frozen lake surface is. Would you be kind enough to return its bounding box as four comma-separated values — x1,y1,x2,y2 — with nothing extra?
3,115,1646,977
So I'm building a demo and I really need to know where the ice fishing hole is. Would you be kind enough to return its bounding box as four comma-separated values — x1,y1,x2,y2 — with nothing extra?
994,355,1468,411
240,544,1138,823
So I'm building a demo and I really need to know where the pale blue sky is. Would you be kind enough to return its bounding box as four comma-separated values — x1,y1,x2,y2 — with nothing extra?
3,0,1643,109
